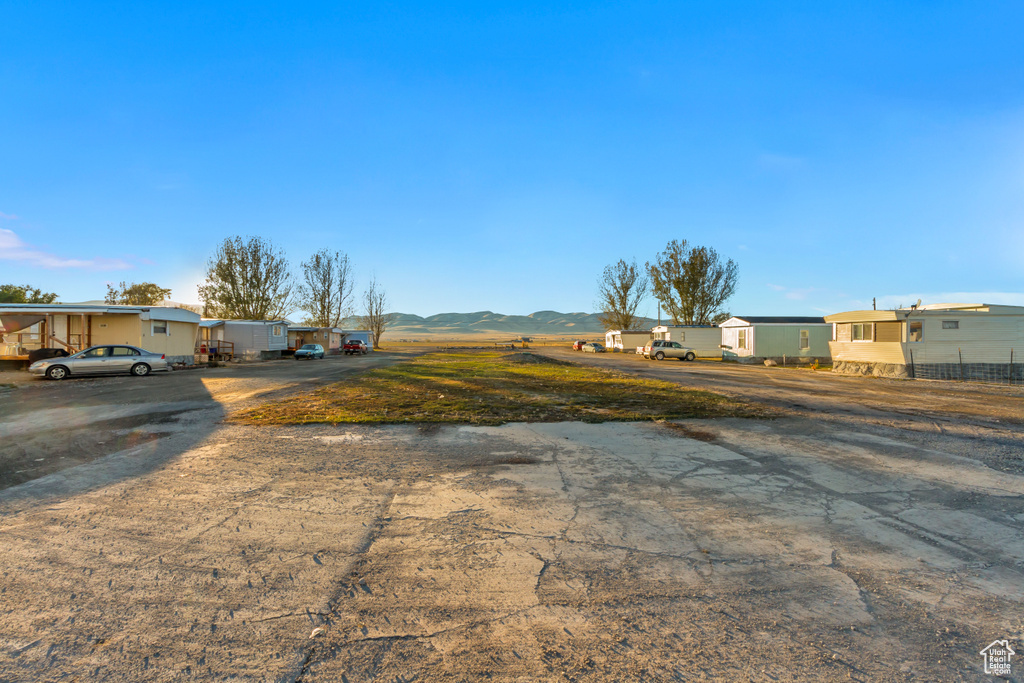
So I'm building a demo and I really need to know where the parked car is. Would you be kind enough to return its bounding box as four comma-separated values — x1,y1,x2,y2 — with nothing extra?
572,340,586,351
294,344,325,360
29,345,169,380
643,340,696,361
582,342,606,353
344,340,368,355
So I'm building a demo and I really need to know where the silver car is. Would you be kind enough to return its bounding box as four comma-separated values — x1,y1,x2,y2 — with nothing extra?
643,340,697,361
29,345,170,380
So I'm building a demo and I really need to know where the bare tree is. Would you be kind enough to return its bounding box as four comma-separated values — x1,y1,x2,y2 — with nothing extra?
297,249,354,327
359,277,394,348
647,239,738,325
198,236,294,320
596,259,649,330
105,281,172,305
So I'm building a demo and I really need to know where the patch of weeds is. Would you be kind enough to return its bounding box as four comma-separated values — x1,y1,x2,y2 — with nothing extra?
235,351,763,426
659,422,718,442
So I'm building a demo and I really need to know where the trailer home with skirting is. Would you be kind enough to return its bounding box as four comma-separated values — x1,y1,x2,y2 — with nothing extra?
719,316,831,364
826,303,1024,380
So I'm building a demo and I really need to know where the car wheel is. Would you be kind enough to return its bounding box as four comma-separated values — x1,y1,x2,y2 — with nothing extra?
131,363,151,377
46,365,68,380
655,351,665,361
684,352,696,361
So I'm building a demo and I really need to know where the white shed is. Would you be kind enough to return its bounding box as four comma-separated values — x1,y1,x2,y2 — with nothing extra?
651,325,722,358
605,329,651,353
200,320,289,360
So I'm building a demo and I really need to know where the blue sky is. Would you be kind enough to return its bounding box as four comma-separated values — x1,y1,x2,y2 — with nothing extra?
2,1,1023,318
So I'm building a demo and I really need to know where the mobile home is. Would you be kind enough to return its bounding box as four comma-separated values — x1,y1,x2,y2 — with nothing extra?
826,303,1024,379
199,320,289,360
0,304,201,364
288,326,344,354
719,316,831,364
605,329,651,353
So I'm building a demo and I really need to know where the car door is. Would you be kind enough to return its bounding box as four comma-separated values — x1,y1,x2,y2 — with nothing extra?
71,346,113,375
107,346,139,373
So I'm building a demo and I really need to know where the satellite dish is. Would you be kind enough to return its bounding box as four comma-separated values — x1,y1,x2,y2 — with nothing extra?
915,299,922,309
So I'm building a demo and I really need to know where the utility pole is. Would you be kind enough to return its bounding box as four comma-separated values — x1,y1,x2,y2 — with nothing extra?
657,302,661,326
873,297,876,311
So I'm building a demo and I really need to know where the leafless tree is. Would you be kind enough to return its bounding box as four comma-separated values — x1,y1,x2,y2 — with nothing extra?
596,259,649,331
198,236,294,320
359,277,395,348
297,249,354,327
647,239,738,325
105,281,172,306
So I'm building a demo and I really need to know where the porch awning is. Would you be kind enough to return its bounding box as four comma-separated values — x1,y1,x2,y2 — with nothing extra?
0,314,46,334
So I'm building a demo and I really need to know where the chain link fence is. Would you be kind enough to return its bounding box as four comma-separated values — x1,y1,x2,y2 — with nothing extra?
907,349,1022,385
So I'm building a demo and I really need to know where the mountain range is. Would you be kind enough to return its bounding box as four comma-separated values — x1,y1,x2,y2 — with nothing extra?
340,310,659,339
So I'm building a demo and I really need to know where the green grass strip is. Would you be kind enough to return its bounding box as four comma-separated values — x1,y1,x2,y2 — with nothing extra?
236,351,762,425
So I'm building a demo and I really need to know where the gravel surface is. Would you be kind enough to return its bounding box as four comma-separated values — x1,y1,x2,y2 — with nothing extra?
1,350,1022,681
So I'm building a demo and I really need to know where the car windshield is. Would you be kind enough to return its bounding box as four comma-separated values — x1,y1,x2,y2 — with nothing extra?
301,345,318,350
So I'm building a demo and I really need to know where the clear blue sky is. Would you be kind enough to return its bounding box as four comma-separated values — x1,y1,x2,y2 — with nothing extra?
2,2,1023,318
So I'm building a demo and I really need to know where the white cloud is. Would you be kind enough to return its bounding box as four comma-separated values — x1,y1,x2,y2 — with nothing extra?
0,211,18,220
874,292,1024,308
0,228,132,270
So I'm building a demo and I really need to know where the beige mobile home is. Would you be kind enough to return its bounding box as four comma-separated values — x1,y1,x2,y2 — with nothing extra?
826,303,1024,380
0,304,200,364
720,316,831,364
651,325,722,358
288,326,344,354
605,329,651,353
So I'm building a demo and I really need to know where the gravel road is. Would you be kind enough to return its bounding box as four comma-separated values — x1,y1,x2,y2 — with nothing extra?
1,351,1022,681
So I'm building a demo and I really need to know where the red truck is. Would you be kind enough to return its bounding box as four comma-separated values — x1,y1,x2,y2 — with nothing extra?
343,340,368,355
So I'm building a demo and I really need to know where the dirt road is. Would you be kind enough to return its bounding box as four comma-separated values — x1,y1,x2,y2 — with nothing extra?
0,351,412,492
1,352,1022,681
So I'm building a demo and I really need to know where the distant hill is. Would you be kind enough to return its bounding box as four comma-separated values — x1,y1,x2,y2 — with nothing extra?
341,310,659,340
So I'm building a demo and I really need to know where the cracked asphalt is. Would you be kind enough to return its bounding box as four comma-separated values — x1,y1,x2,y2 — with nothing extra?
2,352,1024,681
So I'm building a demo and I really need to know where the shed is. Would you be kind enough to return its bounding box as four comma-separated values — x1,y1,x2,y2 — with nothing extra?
199,320,289,360
719,316,831,364
825,303,1024,380
605,329,651,353
288,326,344,354
651,325,723,358
0,304,201,364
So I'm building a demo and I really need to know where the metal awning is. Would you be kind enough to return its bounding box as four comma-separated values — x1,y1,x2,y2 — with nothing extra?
0,314,46,334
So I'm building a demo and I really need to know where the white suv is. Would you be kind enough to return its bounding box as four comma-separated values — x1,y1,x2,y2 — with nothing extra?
643,340,696,361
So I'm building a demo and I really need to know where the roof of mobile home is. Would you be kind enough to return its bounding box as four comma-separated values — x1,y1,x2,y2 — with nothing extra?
825,303,1024,323
722,316,826,325
0,303,200,322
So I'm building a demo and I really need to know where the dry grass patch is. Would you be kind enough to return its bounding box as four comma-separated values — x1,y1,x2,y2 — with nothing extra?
236,351,761,426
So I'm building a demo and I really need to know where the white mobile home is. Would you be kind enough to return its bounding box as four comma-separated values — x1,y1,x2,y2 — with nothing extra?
199,320,289,360
605,329,651,353
651,325,722,358
719,316,831,364
0,304,200,364
826,303,1024,380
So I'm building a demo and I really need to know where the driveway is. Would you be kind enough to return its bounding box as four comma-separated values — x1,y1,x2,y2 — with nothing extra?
0,351,413,492
1,349,1022,681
